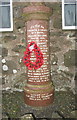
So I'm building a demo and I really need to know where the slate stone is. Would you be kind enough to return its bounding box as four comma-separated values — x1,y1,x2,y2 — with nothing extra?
64,50,77,67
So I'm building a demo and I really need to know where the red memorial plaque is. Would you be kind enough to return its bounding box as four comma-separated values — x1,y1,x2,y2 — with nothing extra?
23,2,54,107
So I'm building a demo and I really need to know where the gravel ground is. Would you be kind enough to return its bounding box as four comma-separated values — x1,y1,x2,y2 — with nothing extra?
2,90,76,119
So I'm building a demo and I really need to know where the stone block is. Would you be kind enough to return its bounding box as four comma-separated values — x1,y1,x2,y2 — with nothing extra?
64,50,77,67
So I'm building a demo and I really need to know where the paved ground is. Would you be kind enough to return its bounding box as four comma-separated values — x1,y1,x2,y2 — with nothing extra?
2,89,76,119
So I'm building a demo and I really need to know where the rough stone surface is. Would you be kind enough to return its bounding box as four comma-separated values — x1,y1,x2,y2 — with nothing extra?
2,90,75,119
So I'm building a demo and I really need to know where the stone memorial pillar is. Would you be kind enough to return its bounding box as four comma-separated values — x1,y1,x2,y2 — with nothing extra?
23,2,54,107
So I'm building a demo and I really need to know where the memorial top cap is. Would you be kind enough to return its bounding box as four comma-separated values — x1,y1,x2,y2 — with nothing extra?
23,2,52,21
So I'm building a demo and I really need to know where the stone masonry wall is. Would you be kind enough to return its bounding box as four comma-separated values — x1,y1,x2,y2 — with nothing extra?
1,2,76,93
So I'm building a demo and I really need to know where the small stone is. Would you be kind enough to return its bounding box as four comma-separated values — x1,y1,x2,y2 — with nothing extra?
60,88,67,91
2,59,6,63
53,61,56,65
5,60,17,74
58,65,69,71
19,59,22,63
3,65,8,71
20,31,24,34
5,87,11,90
21,114,34,120
15,53,19,56
13,69,17,74
51,55,58,65
70,110,77,118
